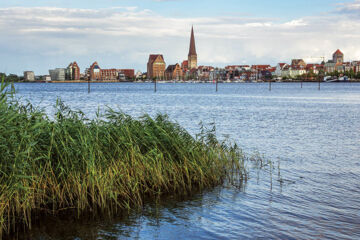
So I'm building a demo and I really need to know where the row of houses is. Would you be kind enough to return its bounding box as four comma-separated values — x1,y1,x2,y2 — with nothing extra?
48,61,135,81
85,62,134,81
146,50,360,82
224,50,360,81
274,50,360,79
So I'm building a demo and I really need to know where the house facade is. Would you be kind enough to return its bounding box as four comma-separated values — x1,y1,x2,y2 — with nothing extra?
66,61,80,80
165,63,182,80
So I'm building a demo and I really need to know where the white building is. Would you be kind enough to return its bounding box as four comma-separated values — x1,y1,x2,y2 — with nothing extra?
135,71,143,79
43,75,51,81
280,66,306,78
274,63,288,77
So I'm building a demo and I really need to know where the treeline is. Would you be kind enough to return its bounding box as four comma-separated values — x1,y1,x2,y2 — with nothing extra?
0,73,24,82
328,70,360,79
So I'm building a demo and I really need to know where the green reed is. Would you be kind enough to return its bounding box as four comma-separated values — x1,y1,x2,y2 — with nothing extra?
0,80,248,238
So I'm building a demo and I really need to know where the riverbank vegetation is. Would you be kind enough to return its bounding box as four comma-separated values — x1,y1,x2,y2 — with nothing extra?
0,80,248,238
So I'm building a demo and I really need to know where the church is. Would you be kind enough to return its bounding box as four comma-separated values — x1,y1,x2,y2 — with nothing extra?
188,26,198,70
182,26,198,71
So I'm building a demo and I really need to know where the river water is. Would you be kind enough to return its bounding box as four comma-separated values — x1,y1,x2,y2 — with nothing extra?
12,82,360,239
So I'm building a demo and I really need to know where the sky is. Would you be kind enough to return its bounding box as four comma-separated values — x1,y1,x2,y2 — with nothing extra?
0,0,359,75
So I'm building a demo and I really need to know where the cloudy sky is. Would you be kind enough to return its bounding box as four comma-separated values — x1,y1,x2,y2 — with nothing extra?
0,0,360,75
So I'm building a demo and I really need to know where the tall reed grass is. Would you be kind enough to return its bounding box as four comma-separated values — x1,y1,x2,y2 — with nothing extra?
0,80,247,238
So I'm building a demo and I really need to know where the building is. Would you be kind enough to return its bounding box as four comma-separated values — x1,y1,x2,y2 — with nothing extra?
306,64,322,75
66,61,80,80
324,62,336,74
251,65,271,71
197,66,214,80
181,60,189,71
89,62,102,80
135,71,143,80
120,69,135,79
260,70,273,80
165,64,182,80
88,62,133,81
43,75,51,81
188,26,197,70
147,54,166,79
23,71,35,81
274,63,288,77
49,68,66,81
101,69,119,81
225,65,250,71
333,49,344,64
291,59,306,68
290,66,307,77
352,61,360,73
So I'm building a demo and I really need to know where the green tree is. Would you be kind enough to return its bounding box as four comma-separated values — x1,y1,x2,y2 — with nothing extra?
356,72,360,79
349,69,355,78
6,74,20,82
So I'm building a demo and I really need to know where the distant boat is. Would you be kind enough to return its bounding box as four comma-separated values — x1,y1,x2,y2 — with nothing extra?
324,76,349,82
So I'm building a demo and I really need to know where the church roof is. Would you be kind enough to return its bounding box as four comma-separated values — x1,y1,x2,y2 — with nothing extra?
333,49,343,56
188,26,197,56
148,54,163,64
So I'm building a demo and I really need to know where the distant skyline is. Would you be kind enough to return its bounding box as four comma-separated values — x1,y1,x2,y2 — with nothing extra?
0,0,360,75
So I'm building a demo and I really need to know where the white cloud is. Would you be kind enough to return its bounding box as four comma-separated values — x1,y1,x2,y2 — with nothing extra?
0,5,360,75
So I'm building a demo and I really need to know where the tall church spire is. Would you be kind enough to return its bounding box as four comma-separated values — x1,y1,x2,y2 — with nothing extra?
188,26,197,56
188,26,197,69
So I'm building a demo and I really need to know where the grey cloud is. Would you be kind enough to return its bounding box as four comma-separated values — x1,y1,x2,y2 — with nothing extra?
334,0,360,17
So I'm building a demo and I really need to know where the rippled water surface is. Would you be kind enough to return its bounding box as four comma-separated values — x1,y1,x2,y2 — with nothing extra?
13,82,360,239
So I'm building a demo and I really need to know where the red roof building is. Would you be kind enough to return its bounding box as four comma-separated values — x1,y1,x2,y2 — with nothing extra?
251,65,271,71
147,54,166,79
120,69,135,79
333,49,344,64
181,60,189,71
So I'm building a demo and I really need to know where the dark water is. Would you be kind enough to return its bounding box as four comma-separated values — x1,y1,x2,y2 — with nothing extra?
13,82,360,239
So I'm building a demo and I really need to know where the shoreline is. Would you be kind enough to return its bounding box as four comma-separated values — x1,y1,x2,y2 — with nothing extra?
11,79,360,84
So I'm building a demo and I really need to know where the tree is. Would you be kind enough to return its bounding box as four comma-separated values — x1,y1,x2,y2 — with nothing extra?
349,69,355,79
0,73,6,80
6,74,20,82
307,70,315,81
356,72,360,80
